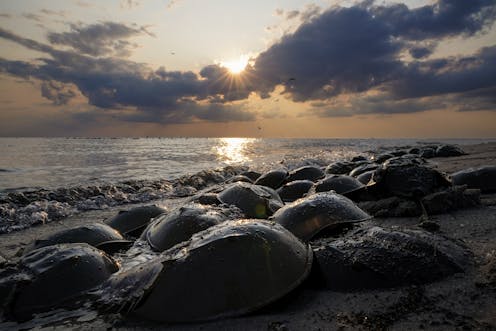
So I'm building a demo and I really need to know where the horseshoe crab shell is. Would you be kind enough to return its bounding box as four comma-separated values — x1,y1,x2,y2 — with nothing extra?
143,203,237,252
105,205,167,238
312,175,365,195
217,182,283,218
311,226,471,290
368,163,450,198
11,243,119,320
277,180,314,202
254,168,288,189
271,192,371,242
325,161,355,175
23,223,131,255
287,166,325,182
451,166,496,193
102,220,312,322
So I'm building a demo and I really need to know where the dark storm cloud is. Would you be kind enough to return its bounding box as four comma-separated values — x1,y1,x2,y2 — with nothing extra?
41,81,78,105
0,27,254,123
1,0,496,123
253,5,402,101
47,22,152,57
250,0,496,113
390,46,496,99
372,0,496,40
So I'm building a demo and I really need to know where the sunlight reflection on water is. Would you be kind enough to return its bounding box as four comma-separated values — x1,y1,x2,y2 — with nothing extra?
213,138,257,164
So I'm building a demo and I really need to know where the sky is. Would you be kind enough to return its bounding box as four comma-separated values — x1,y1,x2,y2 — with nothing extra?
0,0,495,138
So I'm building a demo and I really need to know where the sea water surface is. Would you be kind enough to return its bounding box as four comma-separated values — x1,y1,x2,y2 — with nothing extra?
1,137,492,192
0,137,493,233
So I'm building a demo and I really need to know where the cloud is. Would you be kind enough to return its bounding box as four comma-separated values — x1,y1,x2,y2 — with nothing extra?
250,0,496,115
371,0,496,40
0,27,255,124
47,22,153,57
41,81,78,105
0,0,495,125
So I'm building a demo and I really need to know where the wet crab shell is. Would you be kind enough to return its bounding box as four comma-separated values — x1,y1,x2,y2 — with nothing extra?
217,182,283,218
276,180,314,202
368,163,451,198
312,175,365,195
142,203,233,252
103,220,312,322
311,226,471,290
11,243,119,321
287,166,325,182
23,223,132,255
271,192,371,242
451,166,496,193
105,205,167,238
254,168,289,189
325,161,356,175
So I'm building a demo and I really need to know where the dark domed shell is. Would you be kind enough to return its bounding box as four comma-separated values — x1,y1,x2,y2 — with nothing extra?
436,144,466,157
369,163,450,198
218,182,283,218
373,153,394,164
254,168,288,189
287,166,325,182
311,226,471,290
105,205,167,237
420,147,436,158
349,163,378,177
325,161,355,175
312,175,365,195
24,223,128,254
226,175,253,184
109,220,312,322
272,192,371,242
277,180,314,202
12,243,119,320
356,170,375,184
451,166,496,193
240,170,261,182
143,204,232,252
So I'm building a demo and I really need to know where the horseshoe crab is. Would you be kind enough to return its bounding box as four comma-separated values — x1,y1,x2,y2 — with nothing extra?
100,220,312,322
142,203,240,252
226,175,253,184
368,162,450,199
276,180,314,202
311,226,471,290
325,161,355,175
254,168,288,189
240,170,261,182
312,175,365,196
4,243,119,321
271,192,371,242
287,166,325,182
23,223,132,255
349,163,378,177
356,170,375,184
105,205,167,238
436,144,466,157
217,182,283,218
451,166,496,193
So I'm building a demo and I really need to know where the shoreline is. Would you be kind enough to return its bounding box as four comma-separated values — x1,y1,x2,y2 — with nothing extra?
1,142,495,330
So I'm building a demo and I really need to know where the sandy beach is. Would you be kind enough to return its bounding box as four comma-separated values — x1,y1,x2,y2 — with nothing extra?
1,142,495,331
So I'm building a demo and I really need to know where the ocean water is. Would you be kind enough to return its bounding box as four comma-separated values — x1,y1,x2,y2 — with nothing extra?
0,137,493,233
1,137,491,192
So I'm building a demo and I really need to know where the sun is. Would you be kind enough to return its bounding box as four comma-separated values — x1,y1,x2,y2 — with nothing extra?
221,55,249,74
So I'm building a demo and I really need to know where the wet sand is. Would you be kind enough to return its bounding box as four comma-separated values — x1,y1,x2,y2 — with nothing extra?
1,142,495,330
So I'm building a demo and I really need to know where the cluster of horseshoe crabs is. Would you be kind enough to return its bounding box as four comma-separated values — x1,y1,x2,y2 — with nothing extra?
1,144,493,325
